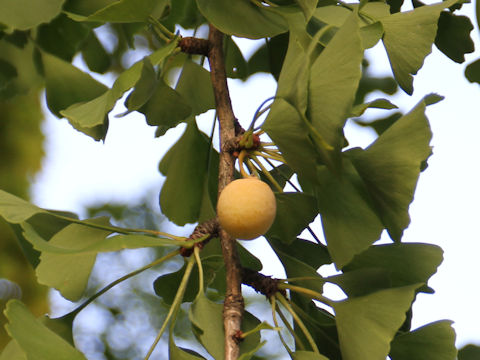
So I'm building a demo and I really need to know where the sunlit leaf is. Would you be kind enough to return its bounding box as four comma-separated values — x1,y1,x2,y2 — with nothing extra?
315,159,384,269
334,284,419,360
4,300,87,360
0,340,26,360
296,0,319,20
308,13,363,170
345,242,443,291
380,0,458,94
0,0,65,31
390,320,457,360
349,95,438,241
0,189,45,223
33,218,112,301
263,98,319,182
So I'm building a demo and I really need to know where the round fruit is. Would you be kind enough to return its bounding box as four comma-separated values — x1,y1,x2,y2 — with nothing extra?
217,177,277,240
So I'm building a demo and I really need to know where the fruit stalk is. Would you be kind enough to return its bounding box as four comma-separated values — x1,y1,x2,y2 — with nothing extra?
207,24,244,360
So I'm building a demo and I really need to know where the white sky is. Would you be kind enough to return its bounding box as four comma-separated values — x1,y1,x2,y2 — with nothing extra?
30,4,480,350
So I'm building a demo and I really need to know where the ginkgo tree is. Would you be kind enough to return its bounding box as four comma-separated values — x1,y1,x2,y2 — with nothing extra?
0,0,477,359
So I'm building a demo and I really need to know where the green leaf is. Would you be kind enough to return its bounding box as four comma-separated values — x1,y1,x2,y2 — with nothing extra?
0,189,45,223
315,159,384,268
327,268,392,297
292,351,329,360
266,193,317,244
263,98,319,182
21,220,182,255
36,14,90,62
169,336,205,359
389,320,457,360
139,79,192,136
60,40,178,140
159,122,214,225
435,12,474,63
4,300,87,360
0,340,26,360
296,0,319,21
313,3,388,49
464,58,480,84
267,242,325,295
350,98,398,118
345,242,444,290
125,58,158,111
458,344,480,360
308,13,363,170
268,237,331,269
81,31,111,74
196,0,287,39
349,95,437,241
65,0,164,23
175,60,215,116
0,58,17,89
43,51,109,140
334,284,420,360
0,0,65,31
33,218,112,301
353,112,402,136
189,292,261,359
380,0,458,94
225,36,248,80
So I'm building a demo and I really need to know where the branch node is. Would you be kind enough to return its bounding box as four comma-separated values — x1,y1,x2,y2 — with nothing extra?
241,267,285,298
180,218,219,257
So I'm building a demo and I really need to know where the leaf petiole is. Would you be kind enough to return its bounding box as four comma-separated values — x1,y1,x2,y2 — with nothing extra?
144,256,196,360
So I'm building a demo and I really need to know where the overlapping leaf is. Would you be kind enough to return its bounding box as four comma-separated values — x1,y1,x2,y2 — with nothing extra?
334,284,419,360
159,122,217,225
292,351,329,360
308,13,363,170
266,192,317,244
59,39,178,140
316,159,384,268
344,242,443,291
349,94,439,241
390,320,457,360
435,12,474,63
65,0,165,23
0,189,46,223
4,300,87,360
33,219,112,301
189,292,261,359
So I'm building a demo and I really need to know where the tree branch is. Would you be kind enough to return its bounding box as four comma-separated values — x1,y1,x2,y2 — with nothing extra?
207,24,244,360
